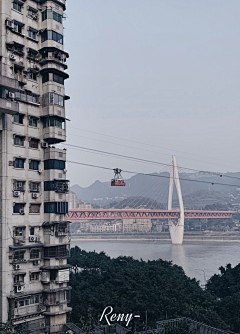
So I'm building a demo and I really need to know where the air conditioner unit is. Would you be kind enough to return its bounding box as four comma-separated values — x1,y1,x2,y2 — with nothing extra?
29,236,35,242
19,209,24,215
17,285,25,292
33,14,38,21
9,54,16,61
15,264,21,270
41,142,48,148
33,260,39,266
13,191,20,197
9,92,15,99
32,193,38,199
6,20,13,29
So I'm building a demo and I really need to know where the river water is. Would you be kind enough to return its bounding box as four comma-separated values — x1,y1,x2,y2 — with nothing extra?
71,240,240,282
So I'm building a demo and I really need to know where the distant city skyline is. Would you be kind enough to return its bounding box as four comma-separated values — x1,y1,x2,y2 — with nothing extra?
64,0,240,187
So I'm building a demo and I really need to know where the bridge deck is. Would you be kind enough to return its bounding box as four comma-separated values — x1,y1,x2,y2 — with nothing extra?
67,209,235,220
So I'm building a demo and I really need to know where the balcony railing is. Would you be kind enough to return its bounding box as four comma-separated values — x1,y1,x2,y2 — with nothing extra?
0,98,19,114
0,75,19,90
39,56,68,69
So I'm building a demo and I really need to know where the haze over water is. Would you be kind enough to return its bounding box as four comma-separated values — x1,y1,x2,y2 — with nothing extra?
71,240,240,282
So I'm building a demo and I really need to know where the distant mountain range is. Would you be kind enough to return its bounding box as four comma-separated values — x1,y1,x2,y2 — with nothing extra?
71,171,240,209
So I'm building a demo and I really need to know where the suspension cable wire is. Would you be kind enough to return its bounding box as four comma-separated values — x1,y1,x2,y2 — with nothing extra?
126,164,170,209
177,168,202,195
66,160,240,188
67,126,239,167
118,164,169,209
61,143,240,181
136,165,171,209
66,132,238,170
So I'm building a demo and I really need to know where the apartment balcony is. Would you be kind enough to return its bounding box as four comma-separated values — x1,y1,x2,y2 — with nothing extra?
43,305,72,316
43,127,66,144
41,269,70,284
0,75,19,90
43,244,70,259
38,0,66,10
41,104,65,118
39,56,68,70
0,98,19,114
43,233,70,246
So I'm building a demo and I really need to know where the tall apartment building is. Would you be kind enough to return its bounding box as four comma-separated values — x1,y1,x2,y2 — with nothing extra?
0,0,70,332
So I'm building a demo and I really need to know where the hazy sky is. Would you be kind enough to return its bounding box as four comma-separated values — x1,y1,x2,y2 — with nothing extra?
62,0,240,187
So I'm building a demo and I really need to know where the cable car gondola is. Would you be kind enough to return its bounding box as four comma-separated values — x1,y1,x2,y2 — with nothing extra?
111,168,126,186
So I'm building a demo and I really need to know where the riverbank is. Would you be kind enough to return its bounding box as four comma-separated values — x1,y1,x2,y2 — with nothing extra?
71,232,240,243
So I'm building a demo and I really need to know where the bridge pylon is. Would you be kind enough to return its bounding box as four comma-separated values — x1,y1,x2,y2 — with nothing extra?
168,155,184,245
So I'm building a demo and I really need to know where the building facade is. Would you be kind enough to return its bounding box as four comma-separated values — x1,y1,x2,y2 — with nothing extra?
0,0,70,332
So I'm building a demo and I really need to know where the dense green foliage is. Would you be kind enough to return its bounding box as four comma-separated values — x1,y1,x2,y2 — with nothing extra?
68,247,228,332
206,263,240,332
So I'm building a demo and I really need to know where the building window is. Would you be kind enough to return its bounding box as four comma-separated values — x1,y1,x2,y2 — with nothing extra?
29,116,38,127
14,158,25,168
28,28,37,40
49,92,64,107
42,116,65,129
14,135,24,146
30,249,40,259
30,227,35,235
13,181,25,192
56,223,68,234
13,21,23,34
29,138,39,149
28,72,37,81
44,159,65,170
42,73,64,85
13,203,25,214
19,300,24,307
44,245,69,258
44,202,68,214
13,114,24,124
42,10,62,23
45,292,56,306
29,182,40,192
54,73,64,84
15,91,39,104
29,160,39,170
14,274,25,284
29,204,41,214
13,250,25,261
13,2,22,12
15,295,41,308
27,48,38,60
28,8,37,19
30,272,39,281
14,226,25,237
41,30,63,44
44,180,68,192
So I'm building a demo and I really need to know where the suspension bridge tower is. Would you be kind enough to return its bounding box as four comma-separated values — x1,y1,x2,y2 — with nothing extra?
168,156,185,244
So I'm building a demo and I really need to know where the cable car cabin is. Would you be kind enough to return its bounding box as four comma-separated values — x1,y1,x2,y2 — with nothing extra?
111,168,126,186
111,178,126,186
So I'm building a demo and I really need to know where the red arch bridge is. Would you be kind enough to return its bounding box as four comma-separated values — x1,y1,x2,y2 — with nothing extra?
66,209,236,221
